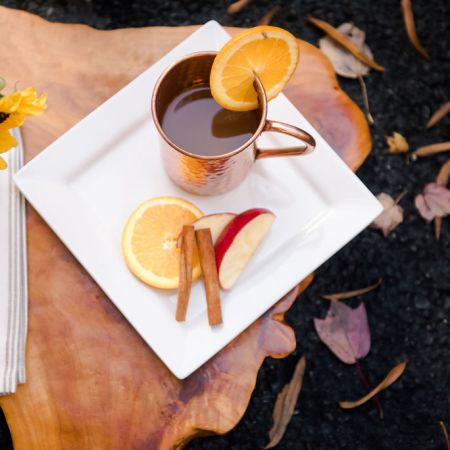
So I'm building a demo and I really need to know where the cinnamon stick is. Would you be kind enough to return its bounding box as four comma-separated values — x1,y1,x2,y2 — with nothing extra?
176,225,195,322
196,229,222,326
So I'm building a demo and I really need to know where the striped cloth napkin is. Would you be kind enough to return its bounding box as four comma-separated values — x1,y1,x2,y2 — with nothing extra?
0,128,28,395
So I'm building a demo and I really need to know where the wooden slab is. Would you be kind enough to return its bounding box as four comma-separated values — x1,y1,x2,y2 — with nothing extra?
0,6,371,449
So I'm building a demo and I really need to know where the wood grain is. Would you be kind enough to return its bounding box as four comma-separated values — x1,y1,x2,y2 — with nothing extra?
0,6,371,449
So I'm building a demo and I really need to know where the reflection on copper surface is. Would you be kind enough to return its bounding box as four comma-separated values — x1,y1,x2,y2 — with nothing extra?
151,52,316,196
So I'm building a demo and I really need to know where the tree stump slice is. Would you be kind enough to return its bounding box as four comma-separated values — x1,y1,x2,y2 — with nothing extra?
0,6,371,450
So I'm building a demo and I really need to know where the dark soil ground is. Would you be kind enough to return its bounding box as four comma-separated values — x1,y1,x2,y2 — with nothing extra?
1,1,449,449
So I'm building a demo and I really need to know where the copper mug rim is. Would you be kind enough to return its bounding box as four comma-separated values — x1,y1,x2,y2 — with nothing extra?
151,51,269,161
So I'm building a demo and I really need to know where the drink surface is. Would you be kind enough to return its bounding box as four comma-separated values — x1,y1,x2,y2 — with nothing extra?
161,85,260,156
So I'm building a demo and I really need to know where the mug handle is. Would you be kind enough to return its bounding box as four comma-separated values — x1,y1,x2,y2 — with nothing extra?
255,120,316,160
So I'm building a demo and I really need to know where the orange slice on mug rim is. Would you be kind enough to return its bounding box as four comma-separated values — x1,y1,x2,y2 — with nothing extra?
210,26,299,111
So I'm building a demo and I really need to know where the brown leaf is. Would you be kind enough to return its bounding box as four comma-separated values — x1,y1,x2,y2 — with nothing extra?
265,356,306,449
401,0,430,60
318,23,375,124
435,217,442,241
227,0,251,15
426,101,450,128
319,23,373,78
371,192,404,236
258,5,280,26
322,277,382,301
340,360,407,410
440,421,450,450
411,141,450,160
437,159,450,187
308,17,384,72
415,183,450,222
386,132,409,154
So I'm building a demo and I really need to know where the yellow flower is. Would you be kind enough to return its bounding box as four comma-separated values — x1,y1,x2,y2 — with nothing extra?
0,87,47,117
0,87,47,169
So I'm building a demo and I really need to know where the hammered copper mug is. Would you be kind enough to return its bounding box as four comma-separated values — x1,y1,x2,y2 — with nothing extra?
151,52,316,196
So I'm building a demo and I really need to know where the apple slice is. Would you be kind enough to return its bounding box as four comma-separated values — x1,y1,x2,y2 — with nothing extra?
215,208,276,290
191,213,236,244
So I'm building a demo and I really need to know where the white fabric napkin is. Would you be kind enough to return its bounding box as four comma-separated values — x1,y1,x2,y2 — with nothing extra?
0,128,28,395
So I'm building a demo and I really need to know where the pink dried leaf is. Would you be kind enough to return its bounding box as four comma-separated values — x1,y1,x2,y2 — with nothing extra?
314,302,371,365
371,192,404,236
415,183,450,222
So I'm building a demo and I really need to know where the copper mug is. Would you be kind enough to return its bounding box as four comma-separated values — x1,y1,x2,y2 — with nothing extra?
151,52,316,196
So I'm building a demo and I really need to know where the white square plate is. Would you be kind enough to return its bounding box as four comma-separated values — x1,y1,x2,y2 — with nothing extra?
15,21,382,379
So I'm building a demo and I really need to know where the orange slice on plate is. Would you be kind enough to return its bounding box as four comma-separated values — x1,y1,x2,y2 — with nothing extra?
122,196,203,289
210,26,299,111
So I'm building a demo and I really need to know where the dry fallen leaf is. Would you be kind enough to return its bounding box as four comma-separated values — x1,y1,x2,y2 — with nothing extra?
401,0,430,60
265,356,306,449
435,159,450,239
227,0,251,15
319,22,375,124
435,219,442,241
319,23,373,78
314,302,370,365
427,101,450,128
371,192,405,236
258,5,280,25
415,183,450,222
411,141,450,160
430,159,450,240
322,278,382,301
309,17,384,72
340,360,407,410
386,132,409,154
440,421,450,450
314,301,383,417
437,159,450,187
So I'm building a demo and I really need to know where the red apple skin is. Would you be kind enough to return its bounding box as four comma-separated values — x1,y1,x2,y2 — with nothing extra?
215,208,275,288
